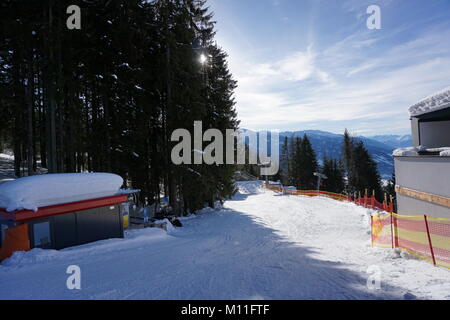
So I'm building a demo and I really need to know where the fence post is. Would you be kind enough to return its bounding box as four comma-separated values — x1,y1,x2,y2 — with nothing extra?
424,215,436,266
371,190,375,208
390,212,394,249
364,189,368,208
383,193,387,211
371,215,374,247
389,195,394,213
393,213,399,248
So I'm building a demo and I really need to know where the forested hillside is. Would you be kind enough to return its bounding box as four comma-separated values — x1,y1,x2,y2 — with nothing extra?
0,0,238,214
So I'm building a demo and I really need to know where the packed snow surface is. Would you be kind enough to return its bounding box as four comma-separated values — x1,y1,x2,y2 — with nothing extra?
409,86,450,117
1,181,449,299
0,173,123,212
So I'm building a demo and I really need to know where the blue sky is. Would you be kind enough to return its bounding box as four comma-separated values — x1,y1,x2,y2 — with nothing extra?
208,0,450,135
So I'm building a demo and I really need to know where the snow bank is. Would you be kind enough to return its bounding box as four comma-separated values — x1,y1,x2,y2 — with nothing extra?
0,153,14,160
393,147,419,157
234,181,262,195
393,146,450,157
0,173,123,212
1,249,61,267
409,86,450,117
152,218,176,234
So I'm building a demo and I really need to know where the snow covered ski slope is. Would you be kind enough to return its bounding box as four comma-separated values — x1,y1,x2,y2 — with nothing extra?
1,181,449,300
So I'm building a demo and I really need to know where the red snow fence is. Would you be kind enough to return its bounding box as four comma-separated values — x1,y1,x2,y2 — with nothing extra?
371,213,450,269
263,183,450,270
264,184,392,210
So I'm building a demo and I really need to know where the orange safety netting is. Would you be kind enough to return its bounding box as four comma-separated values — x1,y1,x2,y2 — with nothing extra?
371,214,394,248
372,213,450,269
264,184,391,208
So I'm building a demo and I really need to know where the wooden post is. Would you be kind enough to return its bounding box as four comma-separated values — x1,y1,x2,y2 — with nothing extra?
393,213,399,248
389,195,394,213
364,189,368,208
424,215,436,266
383,193,387,211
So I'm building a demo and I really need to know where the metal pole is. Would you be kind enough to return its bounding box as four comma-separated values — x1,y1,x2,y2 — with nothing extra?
371,215,374,247
390,212,394,248
424,215,436,266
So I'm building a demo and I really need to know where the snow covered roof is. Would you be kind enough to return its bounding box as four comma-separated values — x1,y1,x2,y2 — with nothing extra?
409,86,450,117
0,173,124,212
393,146,450,157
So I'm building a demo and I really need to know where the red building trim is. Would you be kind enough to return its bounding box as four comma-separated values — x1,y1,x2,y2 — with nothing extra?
0,194,129,222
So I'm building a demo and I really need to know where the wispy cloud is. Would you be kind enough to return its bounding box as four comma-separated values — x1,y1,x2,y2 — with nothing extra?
211,0,450,135
236,46,330,86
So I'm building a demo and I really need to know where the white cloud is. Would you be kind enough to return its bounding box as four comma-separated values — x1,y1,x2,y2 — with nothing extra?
215,5,450,135
235,46,330,87
276,49,316,81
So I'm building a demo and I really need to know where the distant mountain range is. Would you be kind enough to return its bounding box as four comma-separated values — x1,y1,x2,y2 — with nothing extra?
242,129,412,179
367,135,413,149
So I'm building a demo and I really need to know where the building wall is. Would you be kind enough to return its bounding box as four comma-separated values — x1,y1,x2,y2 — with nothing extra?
395,156,450,218
411,118,420,147
27,204,123,250
396,194,450,219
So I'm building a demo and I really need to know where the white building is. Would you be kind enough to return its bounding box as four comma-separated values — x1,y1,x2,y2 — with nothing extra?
394,86,450,218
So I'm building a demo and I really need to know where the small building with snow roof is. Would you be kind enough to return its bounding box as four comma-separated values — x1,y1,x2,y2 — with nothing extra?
0,173,137,261
394,86,450,218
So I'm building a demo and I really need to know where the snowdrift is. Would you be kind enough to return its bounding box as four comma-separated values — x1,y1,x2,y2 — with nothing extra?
0,173,123,212
409,86,450,117
234,181,262,195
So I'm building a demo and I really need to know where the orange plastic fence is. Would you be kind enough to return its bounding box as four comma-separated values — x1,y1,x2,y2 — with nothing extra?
264,184,391,209
372,213,450,269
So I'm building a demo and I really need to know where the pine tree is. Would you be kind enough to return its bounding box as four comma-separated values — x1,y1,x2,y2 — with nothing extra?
351,141,382,199
297,134,318,190
384,171,397,210
0,0,239,216
342,128,354,192
385,172,396,196
280,136,290,185
322,157,345,193
290,136,302,188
